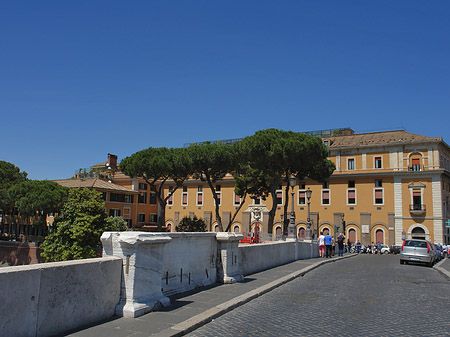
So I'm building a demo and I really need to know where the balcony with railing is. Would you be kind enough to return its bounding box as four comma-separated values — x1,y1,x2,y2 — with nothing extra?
410,204,426,215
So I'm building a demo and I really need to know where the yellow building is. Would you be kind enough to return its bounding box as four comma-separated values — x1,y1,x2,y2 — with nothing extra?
163,130,450,245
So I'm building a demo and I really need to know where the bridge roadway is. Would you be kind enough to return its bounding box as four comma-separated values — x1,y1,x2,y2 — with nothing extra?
68,254,450,337
188,255,450,337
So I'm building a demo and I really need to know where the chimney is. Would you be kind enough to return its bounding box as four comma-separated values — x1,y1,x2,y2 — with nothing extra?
107,153,118,170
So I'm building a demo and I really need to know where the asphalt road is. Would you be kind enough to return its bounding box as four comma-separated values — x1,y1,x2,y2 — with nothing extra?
187,255,450,336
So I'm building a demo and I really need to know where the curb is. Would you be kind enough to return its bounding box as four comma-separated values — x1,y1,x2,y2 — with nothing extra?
156,254,357,336
434,258,450,281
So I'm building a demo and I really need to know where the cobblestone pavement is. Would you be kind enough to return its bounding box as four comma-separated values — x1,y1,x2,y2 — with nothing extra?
187,255,450,337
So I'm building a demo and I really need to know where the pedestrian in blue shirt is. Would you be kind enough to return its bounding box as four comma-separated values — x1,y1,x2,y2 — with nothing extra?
324,232,333,258
356,241,361,254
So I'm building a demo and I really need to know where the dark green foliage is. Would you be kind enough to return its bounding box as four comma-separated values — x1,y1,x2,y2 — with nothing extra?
9,180,68,218
120,147,191,229
237,129,335,231
0,161,27,212
40,188,122,262
106,216,128,231
187,143,234,231
176,215,207,232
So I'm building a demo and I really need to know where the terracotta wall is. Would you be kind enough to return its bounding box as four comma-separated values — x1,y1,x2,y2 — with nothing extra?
0,241,43,265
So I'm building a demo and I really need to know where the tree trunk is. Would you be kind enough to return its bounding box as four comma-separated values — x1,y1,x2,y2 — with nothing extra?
205,174,223,231
267,186,277,233
225,193,247,232
283,182,290,233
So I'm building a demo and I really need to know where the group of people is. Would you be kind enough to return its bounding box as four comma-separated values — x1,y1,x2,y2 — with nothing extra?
317,231,386,257
317,231,347,258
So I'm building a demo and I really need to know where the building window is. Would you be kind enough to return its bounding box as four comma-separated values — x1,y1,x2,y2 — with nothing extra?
323,181,329,189
374,188,384,205
275,188,283,205
150,185,156,191
234,193,241,206
109,209,120,217
412,189,422,210
322,190,330,205
324,140,329,146
253,195,261,205
138,213,145,223
138,192,147,204
139,183,147,190
149,192,157,205
374,156,382,169
348,180,355,188
348,158,355,170
375,179,383,187
298,190,306,205
347,189,356,205
182,187,188,206
197,191,203,206
198,185,203,192
299,182,306,189
411,158,421,171
101,192,107,201
123,207,131,218
110,193,134,203
150,214,158,223
168,186,174,206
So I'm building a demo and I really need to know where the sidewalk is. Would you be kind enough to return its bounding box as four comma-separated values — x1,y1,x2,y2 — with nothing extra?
67,254,354,337
435,257,450,280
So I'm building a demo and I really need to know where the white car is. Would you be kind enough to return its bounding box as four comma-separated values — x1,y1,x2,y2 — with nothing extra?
380,244,390,254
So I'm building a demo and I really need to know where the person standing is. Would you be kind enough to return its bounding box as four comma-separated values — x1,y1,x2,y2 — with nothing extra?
337,233,345,256
347,238,352,253
377,241,382,255
318,231,325,258
324,232,333,258
356,241,361,254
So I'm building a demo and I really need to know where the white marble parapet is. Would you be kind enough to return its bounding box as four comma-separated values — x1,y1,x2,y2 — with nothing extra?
101,232,172,318
216,232,244,283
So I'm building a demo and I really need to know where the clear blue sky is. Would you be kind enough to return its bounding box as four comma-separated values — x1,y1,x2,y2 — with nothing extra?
1,1,449,180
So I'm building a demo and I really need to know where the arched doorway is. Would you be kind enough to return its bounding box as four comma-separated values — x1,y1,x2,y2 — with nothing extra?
298,227,306,239
214,225,220,232
275,226,282,236
412,227,426,240
375,229,384,244
348,228,356,244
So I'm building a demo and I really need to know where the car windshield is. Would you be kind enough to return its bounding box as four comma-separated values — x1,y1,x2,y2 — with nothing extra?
404,240,427,248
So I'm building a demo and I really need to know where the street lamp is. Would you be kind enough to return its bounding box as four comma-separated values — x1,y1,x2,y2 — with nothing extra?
288,175,296,239
305,187,312,240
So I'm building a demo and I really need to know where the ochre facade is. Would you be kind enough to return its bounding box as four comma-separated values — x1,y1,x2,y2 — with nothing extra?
163,130,450,246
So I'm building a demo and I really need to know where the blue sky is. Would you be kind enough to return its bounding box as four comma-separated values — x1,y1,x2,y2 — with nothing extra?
1,1,449,180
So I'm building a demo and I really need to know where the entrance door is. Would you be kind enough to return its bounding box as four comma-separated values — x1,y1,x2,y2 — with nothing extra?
375,229,384,244
411,227,425,240
298,228,305,239
348,228,356,244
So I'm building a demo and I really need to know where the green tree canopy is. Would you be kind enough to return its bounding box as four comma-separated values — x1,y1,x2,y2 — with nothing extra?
120,147,192,230
40,188,121,262
176,215,207,232
0,161,27,213
9,180,68,221
238,129,335,232
187,143,234,231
